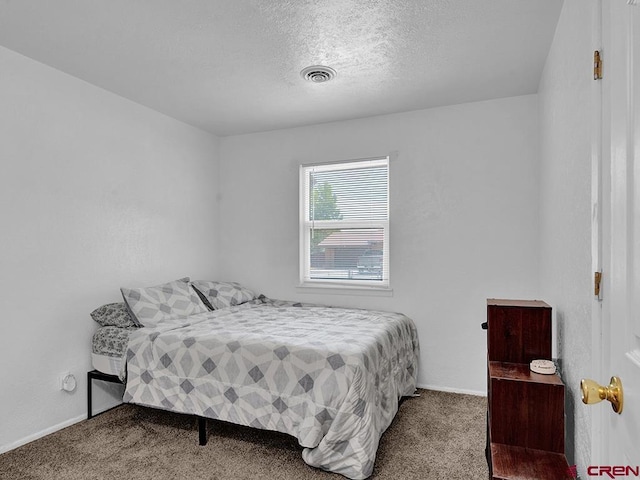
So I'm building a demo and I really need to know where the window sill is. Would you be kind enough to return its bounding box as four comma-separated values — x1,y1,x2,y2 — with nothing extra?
296,282,393,297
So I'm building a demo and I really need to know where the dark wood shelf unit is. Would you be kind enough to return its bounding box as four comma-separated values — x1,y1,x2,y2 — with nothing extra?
485,299,570,480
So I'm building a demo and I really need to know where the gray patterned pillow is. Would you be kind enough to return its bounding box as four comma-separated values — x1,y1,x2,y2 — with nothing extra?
90,302,141,328
190,281,257,310
121,278,209,327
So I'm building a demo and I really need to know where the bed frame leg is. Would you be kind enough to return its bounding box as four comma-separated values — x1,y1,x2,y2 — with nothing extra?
198,417,207,445
87,371,93,419
86,370,124,420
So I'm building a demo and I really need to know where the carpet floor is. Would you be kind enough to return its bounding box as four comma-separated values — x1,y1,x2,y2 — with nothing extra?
0,389,488,479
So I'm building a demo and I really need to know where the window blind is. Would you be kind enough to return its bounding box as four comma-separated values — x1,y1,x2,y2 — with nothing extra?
300,157,389,286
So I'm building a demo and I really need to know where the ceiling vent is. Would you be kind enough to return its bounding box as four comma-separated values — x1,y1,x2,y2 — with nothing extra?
300,65,337,83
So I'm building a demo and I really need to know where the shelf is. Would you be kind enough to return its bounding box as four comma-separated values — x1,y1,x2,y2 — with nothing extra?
489,361,563,385
490,443,570,480
487,299,551,308
486,299,568,478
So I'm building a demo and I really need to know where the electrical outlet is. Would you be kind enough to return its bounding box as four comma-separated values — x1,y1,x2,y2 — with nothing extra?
61,372,77,392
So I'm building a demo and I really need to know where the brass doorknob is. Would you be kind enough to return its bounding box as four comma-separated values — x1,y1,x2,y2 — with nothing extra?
580,376,623,414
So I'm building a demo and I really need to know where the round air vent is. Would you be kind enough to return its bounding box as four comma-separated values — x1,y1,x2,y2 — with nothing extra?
300,65,337,83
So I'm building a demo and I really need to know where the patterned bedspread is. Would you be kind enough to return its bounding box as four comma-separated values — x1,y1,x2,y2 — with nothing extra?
121,298,419,479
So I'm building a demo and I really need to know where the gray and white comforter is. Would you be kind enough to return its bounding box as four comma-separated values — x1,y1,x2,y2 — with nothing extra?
121,299,419,479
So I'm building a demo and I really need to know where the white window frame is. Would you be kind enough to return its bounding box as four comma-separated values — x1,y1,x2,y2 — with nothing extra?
299,156,390,291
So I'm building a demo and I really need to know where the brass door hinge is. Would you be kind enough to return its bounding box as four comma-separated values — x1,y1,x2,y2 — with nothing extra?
594,51,603,80
594,271,602,297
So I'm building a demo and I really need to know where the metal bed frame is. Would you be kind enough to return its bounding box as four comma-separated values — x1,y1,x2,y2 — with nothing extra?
87,369,208,444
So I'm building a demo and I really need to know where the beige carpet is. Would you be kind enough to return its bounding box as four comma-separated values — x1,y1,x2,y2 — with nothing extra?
0,389,488,480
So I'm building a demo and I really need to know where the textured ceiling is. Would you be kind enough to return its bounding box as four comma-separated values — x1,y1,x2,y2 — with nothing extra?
0,0,563,136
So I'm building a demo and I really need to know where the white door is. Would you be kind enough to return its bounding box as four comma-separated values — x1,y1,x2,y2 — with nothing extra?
599,0,640,467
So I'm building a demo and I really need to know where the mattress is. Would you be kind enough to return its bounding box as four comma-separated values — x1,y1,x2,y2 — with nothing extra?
92,326,136,376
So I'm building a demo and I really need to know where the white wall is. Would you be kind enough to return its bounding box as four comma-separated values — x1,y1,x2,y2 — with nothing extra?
538,0,594,472
0,46,220,452
219,95,541,394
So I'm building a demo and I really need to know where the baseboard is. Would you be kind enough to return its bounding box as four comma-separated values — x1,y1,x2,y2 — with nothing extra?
417,383,487,397
0,413,86,455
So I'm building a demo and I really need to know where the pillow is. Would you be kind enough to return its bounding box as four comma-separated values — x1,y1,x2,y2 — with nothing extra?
190,281,257,310
120,277,209,327
90,302,140,328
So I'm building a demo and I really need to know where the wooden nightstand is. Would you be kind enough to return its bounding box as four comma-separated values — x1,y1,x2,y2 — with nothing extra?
485,299,571,480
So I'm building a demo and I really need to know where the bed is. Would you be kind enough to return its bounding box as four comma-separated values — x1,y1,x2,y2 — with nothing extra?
90,279,419,480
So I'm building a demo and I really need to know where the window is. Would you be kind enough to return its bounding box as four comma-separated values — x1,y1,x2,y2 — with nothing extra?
299,157,389,288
